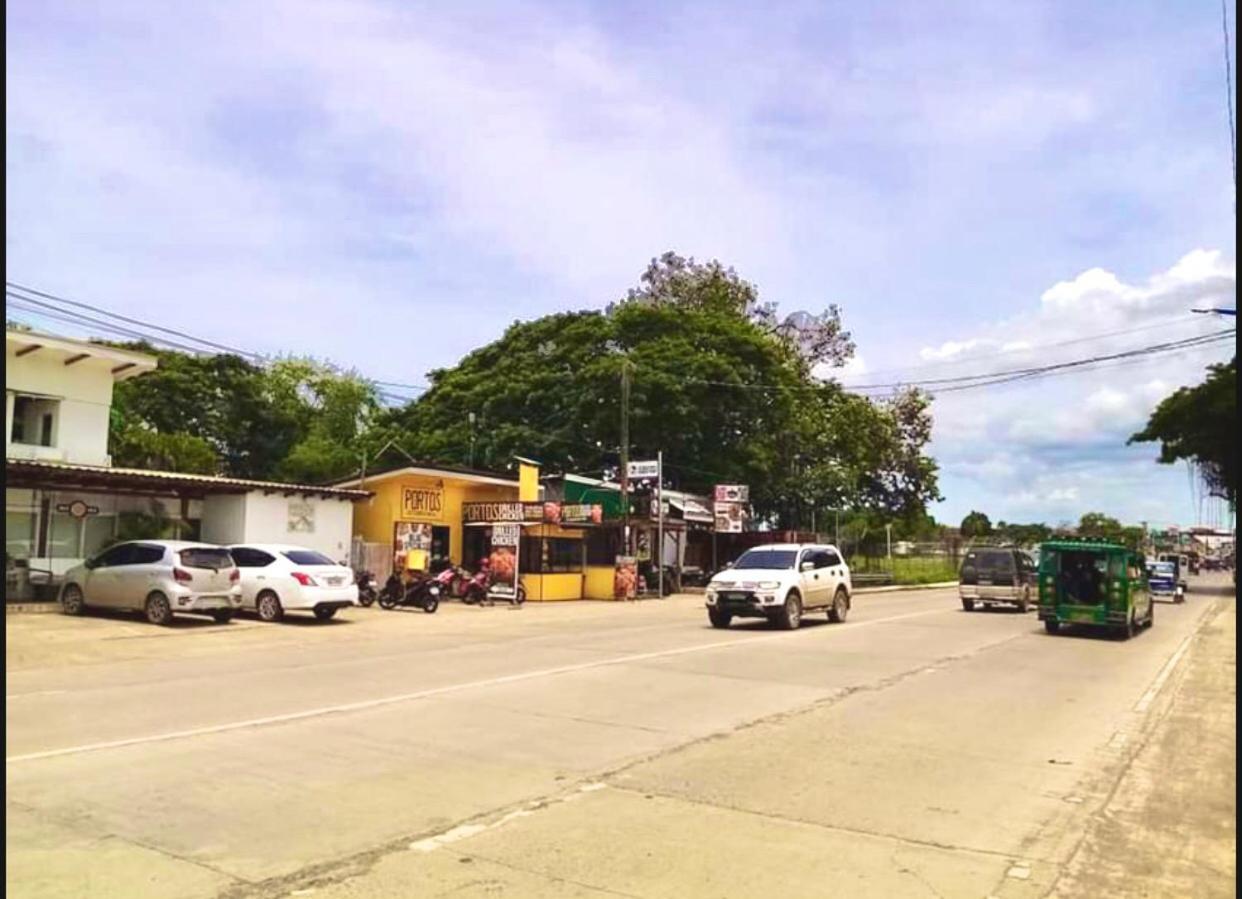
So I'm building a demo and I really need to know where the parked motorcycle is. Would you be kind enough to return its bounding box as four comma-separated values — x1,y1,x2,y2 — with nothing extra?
378,571,440,613
355,570,378,607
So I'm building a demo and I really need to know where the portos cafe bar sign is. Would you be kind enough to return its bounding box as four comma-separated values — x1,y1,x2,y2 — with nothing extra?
462,501,603,525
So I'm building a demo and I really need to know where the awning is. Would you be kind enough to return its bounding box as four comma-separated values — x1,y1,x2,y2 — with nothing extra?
671,497,713,524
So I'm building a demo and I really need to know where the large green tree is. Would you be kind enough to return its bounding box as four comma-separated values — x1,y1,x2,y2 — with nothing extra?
959,510,992,538
1129,357,1237,509
384,253,939,527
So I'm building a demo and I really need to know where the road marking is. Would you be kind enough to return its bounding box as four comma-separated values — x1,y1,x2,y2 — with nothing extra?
1133,633,1195,713
5,689,67,700
6,606,948,764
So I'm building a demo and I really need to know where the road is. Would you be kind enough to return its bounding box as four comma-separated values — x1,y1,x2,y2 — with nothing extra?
5,576,1235,898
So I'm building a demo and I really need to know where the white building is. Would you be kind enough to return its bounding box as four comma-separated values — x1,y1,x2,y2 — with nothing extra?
5,328,369,603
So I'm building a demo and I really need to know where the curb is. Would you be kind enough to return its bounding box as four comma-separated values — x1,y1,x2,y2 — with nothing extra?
5,602,62,615
855,581,959,595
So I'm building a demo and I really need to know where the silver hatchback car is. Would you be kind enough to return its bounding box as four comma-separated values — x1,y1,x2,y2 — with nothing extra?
59,540,243,625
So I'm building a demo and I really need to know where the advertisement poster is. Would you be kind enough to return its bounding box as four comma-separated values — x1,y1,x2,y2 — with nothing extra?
713,501,745,533
488,523,520,599
394,522,432,572
614,556,637,599
287,500,316,534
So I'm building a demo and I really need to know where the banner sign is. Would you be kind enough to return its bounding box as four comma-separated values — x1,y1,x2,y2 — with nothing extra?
561,503,604,525
713,484,749,503
462,501,545,523
400,486,445,521
627,460,660,480
491,523,521,546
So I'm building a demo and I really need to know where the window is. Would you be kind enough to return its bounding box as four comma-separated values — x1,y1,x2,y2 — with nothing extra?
93,543,136,568
586,529,622,566
281,549,335,566
521,537,582,573
10,395,59,447
232,548,276,568
130,544,167,565
823,550,842,567
6,509,37,560
736,549,798,570
179,547,233,570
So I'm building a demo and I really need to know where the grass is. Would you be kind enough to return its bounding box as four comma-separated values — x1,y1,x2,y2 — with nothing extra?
850,555,959,586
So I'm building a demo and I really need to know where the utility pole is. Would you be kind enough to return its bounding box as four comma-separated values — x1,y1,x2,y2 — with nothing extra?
657,449,664,598
620,357,631,556
886,523,893,567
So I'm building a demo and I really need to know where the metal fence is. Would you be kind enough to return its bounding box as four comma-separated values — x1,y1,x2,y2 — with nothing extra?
350,540,392,577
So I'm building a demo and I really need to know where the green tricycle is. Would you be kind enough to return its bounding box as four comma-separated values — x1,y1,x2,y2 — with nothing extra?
1037,539,1153,639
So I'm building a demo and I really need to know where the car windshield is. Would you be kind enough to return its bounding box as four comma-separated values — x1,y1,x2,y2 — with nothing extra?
282,549,337,566
732,549,798,570
1151,562,1175,575
179,548,234,570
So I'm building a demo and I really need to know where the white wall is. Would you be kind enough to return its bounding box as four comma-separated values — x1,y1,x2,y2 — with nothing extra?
5,350,118,467
200,495,248,546
201,492,356,563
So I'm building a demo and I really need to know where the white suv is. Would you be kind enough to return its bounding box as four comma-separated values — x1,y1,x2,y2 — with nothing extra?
705,543,852,629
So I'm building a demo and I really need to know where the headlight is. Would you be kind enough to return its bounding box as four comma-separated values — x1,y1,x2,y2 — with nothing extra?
757,581,780,590
429,586,441,595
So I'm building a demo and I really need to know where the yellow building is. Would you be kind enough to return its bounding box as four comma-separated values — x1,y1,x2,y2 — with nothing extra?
333,460,593,602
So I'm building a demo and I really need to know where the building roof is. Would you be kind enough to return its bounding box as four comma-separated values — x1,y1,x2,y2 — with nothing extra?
5,458,371,500
6,329,158,382
331,463,518,490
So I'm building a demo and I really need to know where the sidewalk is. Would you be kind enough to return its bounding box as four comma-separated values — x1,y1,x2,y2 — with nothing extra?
1050,590,1236,898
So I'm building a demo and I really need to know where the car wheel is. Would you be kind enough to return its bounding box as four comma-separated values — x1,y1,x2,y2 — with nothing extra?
211,610,234,624
314,606,338,621
61,584,86,616
1044,619,1060,635
828,588,849,623
257,591,284,622
708,609,732,629
961,598,975,612
779,593,803,630
145,592,173,626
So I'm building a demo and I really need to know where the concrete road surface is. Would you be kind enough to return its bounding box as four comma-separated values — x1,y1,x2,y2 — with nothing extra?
6,576,1235,898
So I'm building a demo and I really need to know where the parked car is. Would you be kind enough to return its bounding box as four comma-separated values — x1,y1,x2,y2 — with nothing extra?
59,540,242,626
958,547,1038,612
228,544,358,621
704,543,851,629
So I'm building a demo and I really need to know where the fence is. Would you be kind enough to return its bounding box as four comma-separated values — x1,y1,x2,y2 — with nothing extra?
350,540,392,577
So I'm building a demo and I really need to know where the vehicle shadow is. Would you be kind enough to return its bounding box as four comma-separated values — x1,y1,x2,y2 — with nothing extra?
708,617,834,632
78,607,225,629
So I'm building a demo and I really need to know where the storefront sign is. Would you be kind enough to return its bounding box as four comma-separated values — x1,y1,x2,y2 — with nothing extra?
401,486,445,521
714,500,746,533
627,460,660,480
561,503,604,525
462,501,547,523
56,500,99,520
714,484,749,503
287,500,315,534
491,523,521,546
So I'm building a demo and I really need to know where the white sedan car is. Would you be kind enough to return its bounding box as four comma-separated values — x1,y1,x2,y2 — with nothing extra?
227,544,357,621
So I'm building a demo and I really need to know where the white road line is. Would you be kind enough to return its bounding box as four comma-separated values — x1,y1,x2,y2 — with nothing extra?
5,689,67,700
1133,633,1195,713
6,606,947,764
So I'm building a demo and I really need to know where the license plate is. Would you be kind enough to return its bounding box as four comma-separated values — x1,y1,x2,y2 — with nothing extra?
324,577,344,586
723,592,747,601
199,596,229,608
1070,608,1097,622
978,578,992,585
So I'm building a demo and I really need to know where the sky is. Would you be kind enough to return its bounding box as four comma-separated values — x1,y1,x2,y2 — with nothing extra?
6,0,1237,529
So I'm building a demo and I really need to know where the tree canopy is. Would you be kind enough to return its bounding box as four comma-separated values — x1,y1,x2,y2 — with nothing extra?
959,511,992,538
1129,357,1236,509
387,253,939,527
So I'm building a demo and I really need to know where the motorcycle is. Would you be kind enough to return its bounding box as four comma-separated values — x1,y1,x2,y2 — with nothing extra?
378,571,440,613
355,570,378,607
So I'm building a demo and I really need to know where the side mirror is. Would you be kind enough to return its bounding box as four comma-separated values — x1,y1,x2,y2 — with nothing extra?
723,561,734,569
800,561,815,572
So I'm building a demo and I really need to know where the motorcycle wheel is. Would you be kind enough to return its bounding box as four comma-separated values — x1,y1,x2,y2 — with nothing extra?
423,596,439,614
512,586,526,606
378,592,399,610
358,590,376,608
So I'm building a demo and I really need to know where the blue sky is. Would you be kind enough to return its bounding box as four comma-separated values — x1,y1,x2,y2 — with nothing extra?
6,0,1236,529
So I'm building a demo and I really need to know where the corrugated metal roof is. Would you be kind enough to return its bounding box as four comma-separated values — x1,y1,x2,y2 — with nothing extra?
5,458,371,499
